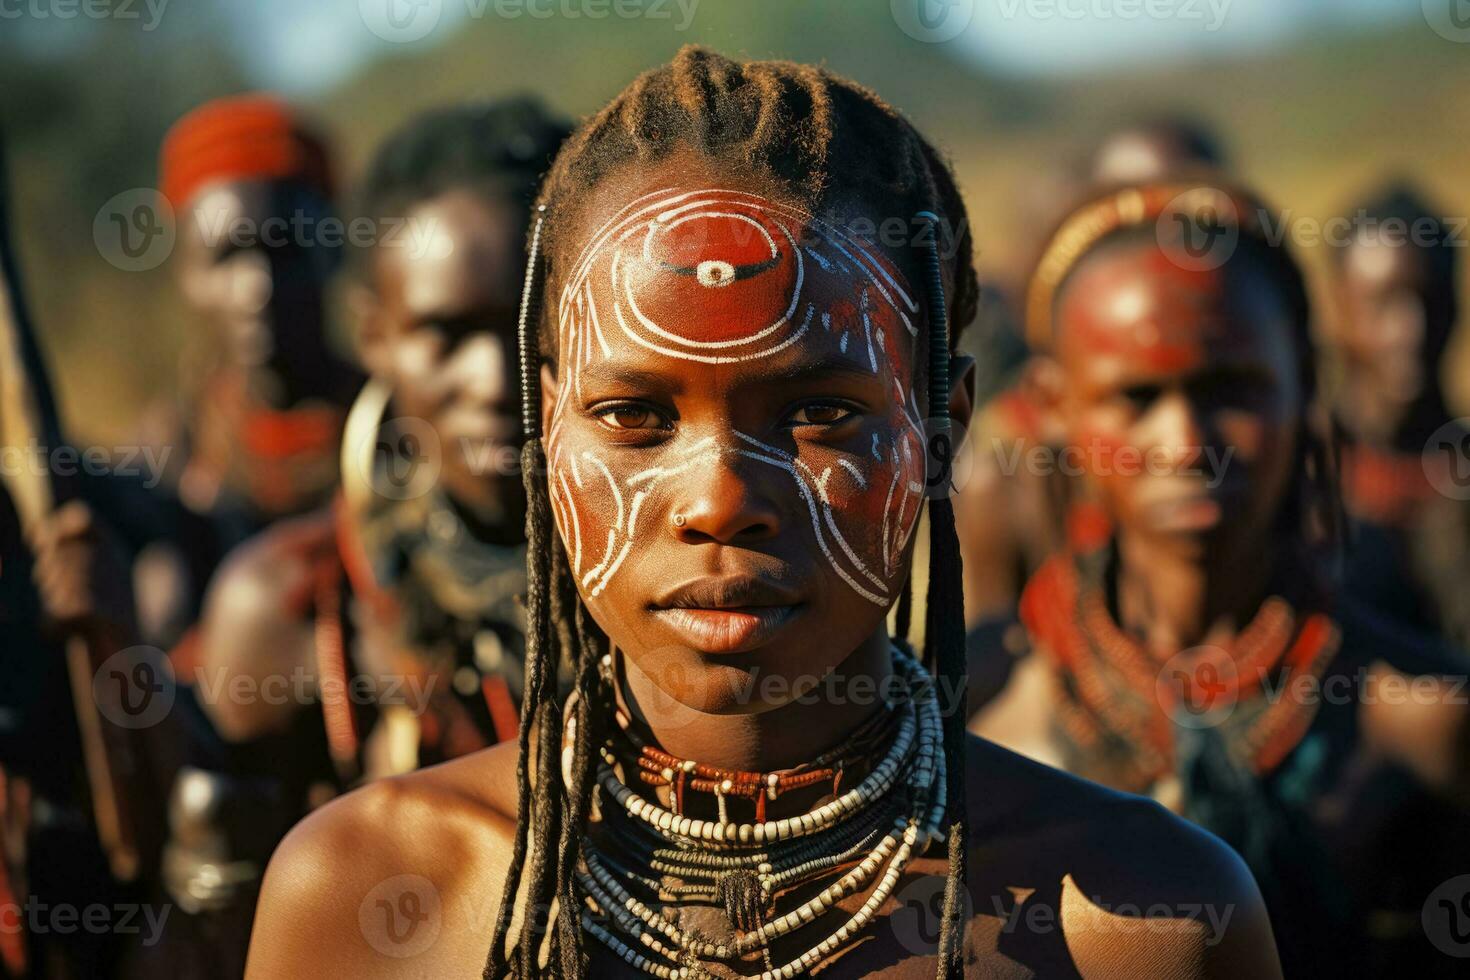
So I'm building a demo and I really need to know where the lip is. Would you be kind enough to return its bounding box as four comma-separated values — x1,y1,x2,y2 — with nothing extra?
651,576,804,654
653,606,801,653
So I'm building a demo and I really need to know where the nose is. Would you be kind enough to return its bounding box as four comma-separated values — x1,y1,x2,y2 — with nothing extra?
670,449,783,546
1145,389,1207,472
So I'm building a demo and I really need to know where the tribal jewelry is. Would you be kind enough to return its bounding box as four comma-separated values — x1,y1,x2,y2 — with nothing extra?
1021,554,1342,793
577,645,947,979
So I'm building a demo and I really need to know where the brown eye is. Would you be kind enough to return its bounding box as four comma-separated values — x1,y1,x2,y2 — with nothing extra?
597,405,665,430
791,403,853,426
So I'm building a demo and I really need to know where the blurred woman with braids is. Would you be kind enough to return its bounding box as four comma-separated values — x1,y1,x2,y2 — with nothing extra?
973,180,1470,977
247,48,1278,979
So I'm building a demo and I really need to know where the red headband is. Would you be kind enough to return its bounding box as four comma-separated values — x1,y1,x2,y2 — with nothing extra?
160,93,334,209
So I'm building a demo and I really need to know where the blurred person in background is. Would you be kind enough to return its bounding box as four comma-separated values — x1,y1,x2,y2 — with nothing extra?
1327,183,1470,650
133,94,362,648
2,134,174,980
155,99,568,978
1088,116,1227,186
957,116,1231,715
972,180,1470,978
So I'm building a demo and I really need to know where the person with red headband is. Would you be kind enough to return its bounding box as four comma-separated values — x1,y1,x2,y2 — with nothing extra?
973,180,1470,977
136,93,362,648
153,99,569,979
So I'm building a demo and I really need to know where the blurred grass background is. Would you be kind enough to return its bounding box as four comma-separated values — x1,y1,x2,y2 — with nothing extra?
4,0,1468,446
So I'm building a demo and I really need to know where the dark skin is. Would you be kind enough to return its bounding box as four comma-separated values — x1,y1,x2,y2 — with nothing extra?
176,179,346,406
170,177,360,523
198,190,526,745
1331,235,1455,448
354,188,526,537
247,156,1279,979
975,237,1470,797
1052,242,1298,648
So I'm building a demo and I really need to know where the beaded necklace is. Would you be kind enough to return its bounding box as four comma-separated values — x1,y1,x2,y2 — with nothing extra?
577,645,946,979
1021,554,1341,794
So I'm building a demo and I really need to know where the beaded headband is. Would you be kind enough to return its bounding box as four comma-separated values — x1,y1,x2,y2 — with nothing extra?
1024,179,1279,352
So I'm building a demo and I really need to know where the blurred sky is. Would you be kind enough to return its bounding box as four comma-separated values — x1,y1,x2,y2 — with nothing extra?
206,0,1415,92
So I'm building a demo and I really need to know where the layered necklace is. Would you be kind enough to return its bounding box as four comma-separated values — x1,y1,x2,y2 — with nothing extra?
1022,553,1341,795
576,645,946,979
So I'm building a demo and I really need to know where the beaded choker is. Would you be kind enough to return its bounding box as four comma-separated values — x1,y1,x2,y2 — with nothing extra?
577,646,946,979
1020,555,1341,793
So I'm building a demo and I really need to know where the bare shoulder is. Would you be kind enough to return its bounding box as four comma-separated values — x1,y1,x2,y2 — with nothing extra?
963,736,1280,979
246,741,522,979
195,509,334,738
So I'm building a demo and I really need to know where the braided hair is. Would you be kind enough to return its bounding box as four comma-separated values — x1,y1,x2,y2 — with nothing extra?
483,47,976,979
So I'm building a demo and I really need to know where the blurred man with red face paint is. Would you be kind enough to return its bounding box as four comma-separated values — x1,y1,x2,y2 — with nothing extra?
152,100,567,978
973,181,1470,979
955,116,1234,719
1327,183,1470,650
129,95,364,650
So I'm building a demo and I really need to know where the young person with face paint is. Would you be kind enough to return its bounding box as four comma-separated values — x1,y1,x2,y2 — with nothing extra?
955,118,1233,719
155,100,568,978
130,95,364,648
1327,184,1470,650
246,49,1278,980
972,181,1470,978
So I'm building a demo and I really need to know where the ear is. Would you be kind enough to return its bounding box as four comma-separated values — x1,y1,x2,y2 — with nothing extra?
540,362,559,439
347,281,391,379
1021,354,1069,446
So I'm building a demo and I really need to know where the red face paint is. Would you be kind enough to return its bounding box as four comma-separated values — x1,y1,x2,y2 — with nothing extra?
547,189,927,617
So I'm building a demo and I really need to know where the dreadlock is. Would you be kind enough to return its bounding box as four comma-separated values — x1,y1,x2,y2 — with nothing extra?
484,46,977,979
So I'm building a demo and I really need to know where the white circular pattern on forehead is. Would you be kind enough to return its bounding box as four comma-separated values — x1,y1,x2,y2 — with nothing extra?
558,188,918,366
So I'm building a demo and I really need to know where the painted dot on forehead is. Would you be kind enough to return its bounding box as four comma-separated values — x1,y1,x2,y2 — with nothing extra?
560,188,919,367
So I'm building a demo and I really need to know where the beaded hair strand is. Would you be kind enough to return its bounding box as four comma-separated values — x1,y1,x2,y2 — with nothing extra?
917,211,969,980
